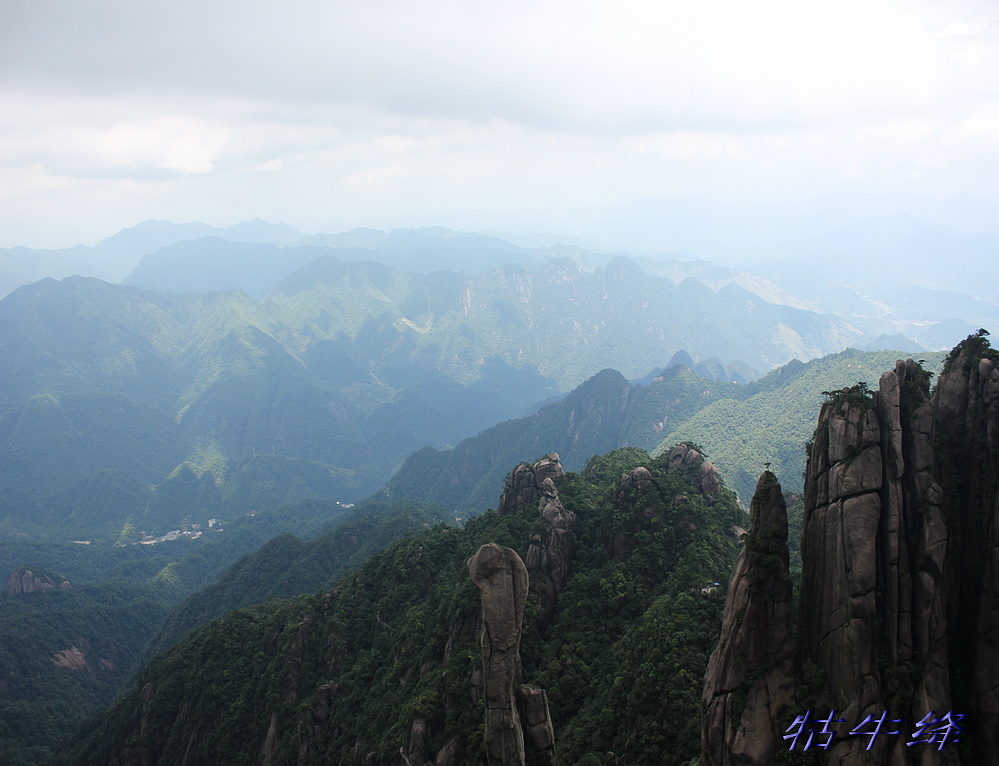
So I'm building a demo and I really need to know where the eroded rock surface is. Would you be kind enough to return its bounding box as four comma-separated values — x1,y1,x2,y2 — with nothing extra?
797,360,958,762
497,454,564,517
469,544,530,766
702,471,794,765
705,337,999,764
6,565,72,594
666,443,722,501
527,476,576,621
517,685,557,766
933,346,999,760
469,544,558,766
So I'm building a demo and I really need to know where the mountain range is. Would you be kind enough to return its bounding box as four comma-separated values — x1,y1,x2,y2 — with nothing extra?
1,233,878,542
29,333,999,765
1,217,996,764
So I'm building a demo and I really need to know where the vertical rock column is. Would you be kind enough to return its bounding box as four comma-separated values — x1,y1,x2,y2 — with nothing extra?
516,684,557,766
525,476,576,625
877,361,951,738
798,391,884,763
469,544,530,766
701,470,794,765
933,347,999,760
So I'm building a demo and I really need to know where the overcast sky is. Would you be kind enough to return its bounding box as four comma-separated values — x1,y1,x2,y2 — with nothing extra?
2,0,998,249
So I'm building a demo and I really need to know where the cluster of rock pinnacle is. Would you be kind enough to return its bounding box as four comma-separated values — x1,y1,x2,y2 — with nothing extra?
703,339,999,764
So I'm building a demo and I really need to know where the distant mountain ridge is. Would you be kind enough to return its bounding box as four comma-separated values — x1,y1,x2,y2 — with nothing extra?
6,207,997,346
0,246,865,541
385,347,942,512
0,218,305,298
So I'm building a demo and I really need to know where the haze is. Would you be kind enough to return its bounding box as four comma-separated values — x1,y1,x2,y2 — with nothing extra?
2,0,998,251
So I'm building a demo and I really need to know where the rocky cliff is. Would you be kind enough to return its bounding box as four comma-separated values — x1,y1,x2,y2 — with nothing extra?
701,471,794,764
5,565,73,594
497,454,564,517
703,333,999,764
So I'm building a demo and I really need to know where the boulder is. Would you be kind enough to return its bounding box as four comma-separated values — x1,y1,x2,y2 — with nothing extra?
497,454,564,517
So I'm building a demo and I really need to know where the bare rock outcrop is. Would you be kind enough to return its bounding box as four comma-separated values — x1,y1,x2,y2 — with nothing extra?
618,465,654,494
432,736,464,766
666,444,722,502
469,544,558,766
402,718,429,766
878,360,950,748
51,646,90,672
6,565,72,594
469,544,530,766
702,471,794,765
797,384,885,762
516,685,557,766
527,476,576,621
705,337,999,764
499,454,574,627
795,364,956,762
497,454,564,517
932,343,999,760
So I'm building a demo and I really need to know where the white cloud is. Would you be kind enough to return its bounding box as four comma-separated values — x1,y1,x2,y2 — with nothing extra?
936,15,999,38
1,0,998,247
951,103,999,148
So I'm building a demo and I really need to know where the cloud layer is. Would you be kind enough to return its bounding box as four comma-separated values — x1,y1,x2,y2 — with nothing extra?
2,0,998,247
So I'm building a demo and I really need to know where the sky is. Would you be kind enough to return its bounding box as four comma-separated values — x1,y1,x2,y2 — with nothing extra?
2,0,998,249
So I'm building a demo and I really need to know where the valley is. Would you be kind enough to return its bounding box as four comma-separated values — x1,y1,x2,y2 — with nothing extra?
6,2,998,762
0,223,992,764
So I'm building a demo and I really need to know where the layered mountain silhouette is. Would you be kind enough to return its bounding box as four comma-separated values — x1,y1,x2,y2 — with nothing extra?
47,334,999,765
0,247,865,540
385,348,944,512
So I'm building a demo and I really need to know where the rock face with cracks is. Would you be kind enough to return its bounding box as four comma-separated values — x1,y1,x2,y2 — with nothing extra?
701,471,794,765
468,544,558,766
704,335,999,764
497,454,564,518
469,544,529,766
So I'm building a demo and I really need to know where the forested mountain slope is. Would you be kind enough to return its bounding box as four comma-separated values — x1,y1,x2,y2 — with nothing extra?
387,347,942,512
142,499,450,659
0,503,340,766
655,347,947,500
0,497,446,765
0,576,172,766
53,447,742,766
0,250,860,541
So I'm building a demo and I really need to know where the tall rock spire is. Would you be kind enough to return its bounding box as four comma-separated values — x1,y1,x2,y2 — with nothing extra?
702,470,794,765
469,543,558,766
932,338,999,759
469,544,530,766
795,361,952,762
